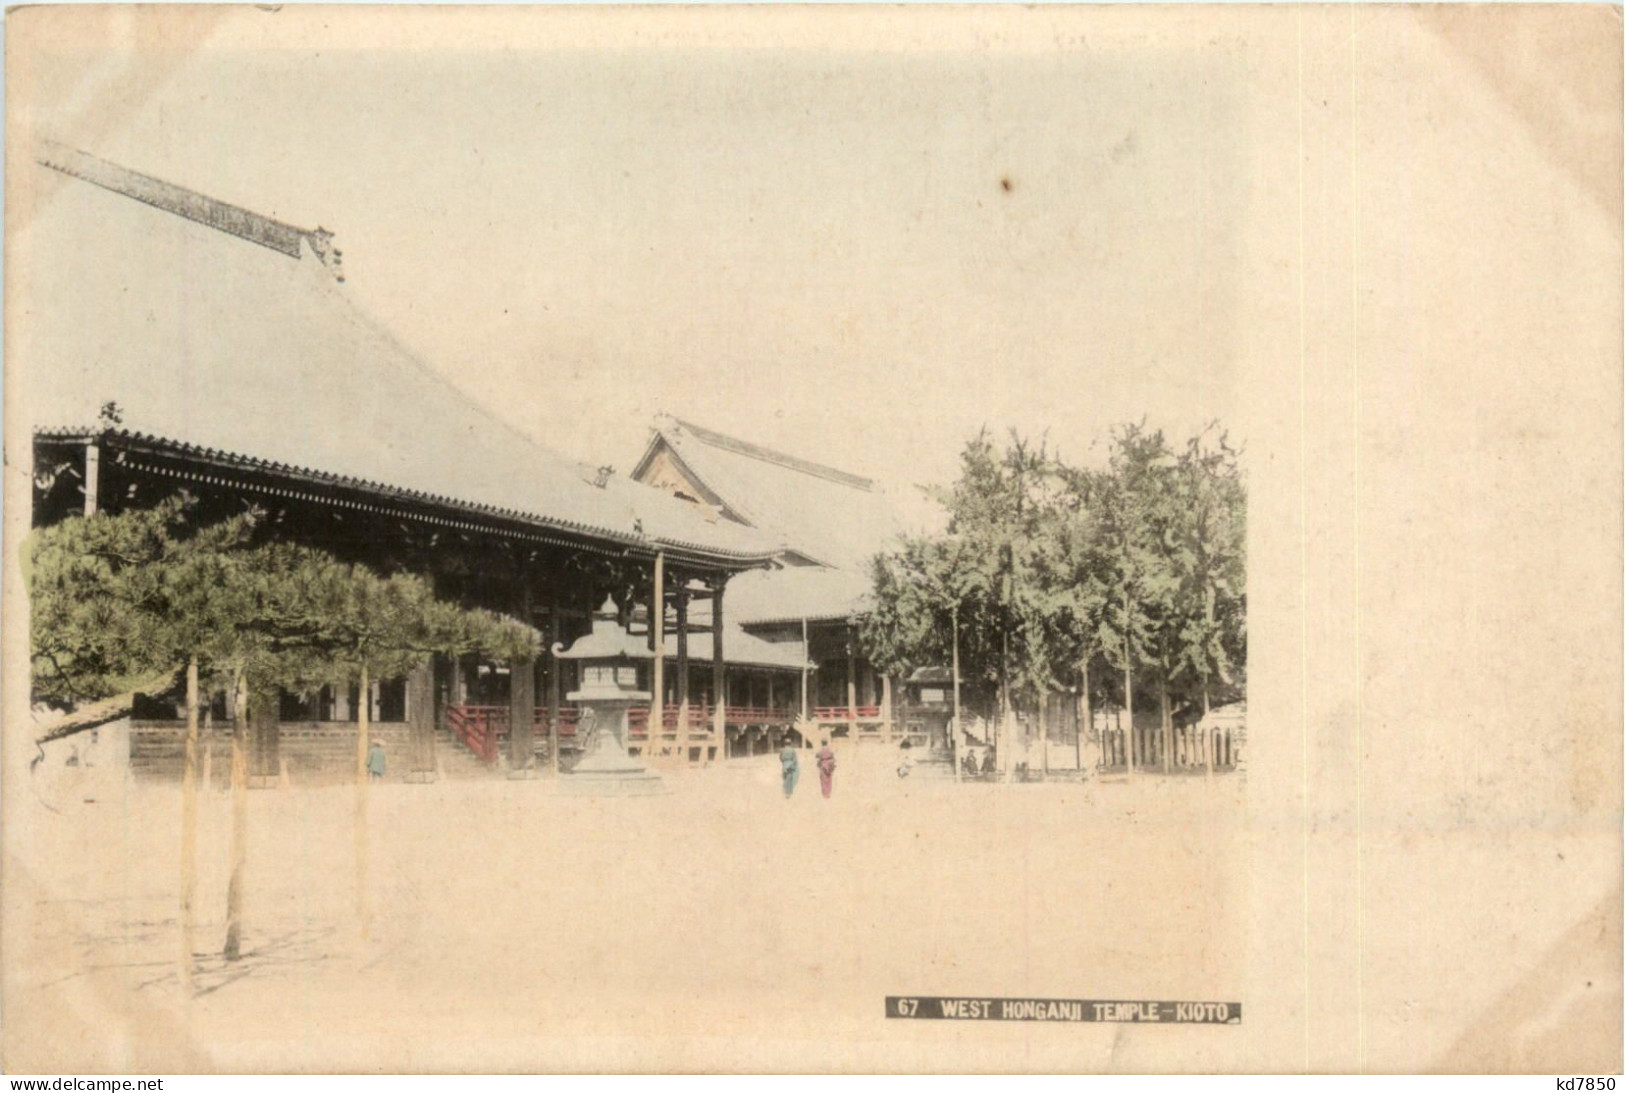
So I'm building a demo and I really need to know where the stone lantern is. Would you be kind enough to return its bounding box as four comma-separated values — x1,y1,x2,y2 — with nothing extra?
553,597,665,795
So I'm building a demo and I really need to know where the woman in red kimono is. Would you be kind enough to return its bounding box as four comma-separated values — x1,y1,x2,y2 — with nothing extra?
816,739,837,799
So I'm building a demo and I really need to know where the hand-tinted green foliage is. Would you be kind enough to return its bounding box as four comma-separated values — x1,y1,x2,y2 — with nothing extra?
27,496,255,707
29,495,540,710
862,423,1246,717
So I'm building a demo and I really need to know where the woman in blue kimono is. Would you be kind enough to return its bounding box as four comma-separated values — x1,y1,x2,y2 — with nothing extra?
780,738,800,799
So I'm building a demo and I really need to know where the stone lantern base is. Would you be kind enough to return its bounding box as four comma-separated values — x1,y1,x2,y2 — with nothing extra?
559,696,667,797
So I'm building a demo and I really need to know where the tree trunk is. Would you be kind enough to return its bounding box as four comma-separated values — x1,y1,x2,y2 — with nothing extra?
1203,683,1213,781
1125,657,1135,774
1038,693,1049,777
178,657,199,991
1160,682,1171,774
951,604,962,784
223,669,249,962
355,662,371,940
1080,657,1092,773
33,666,184,747
999,628,1011,782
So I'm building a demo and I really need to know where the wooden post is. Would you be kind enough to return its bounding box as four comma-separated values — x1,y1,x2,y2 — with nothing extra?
674,590,690,762
223,670,250,962
83,442,101,517
650,552,665,761
509,655,536,775
800,618,811,721
548,601,563,774
509,580,536,774
249,687,280,786
712,582,726,762
846,631,857,725
408,658,435,781
178,657,199,991
881,674,895,743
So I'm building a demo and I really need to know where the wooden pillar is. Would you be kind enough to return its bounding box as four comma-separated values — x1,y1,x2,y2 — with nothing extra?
248,686,280,787
801,618,811,721
83,441,101,517
650,552,665,760
674,590,690,761
507,581,536,775
509,656,535,775
767,673,776,716
548,601,563,775
712,581,726,762
882,674,895,742
407,658,435,782
846,628,857,725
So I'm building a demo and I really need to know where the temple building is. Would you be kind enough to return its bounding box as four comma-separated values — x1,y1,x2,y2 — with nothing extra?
21,143,809,779
631,416,913,751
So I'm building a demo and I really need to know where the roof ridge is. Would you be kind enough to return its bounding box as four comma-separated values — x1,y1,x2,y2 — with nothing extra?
670,417,874,492
36,140,343,276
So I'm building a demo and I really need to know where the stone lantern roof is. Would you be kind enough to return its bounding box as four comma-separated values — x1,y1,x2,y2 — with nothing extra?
552,598,653,661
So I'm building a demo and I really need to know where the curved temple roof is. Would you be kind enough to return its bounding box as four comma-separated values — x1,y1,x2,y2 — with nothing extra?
633,415,906,571
18,145,783,567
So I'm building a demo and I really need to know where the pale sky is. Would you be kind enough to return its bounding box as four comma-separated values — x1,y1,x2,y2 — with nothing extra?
16,7,1245,515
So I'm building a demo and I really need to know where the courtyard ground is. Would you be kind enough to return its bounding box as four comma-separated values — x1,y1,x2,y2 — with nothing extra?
5,740,1250,1072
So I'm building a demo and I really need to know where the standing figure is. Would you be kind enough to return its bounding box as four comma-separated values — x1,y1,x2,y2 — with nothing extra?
780,738,801,799
816,739,837,799
367,738,387,781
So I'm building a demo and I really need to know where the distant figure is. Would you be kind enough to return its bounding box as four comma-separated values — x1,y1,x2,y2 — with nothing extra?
817,739,837,799
367,738,386,781
780,738,800,799
980,747,996,777
896,739,914,779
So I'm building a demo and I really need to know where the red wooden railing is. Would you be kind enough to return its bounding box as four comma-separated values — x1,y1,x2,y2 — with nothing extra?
537,707,580,737
812,705,884,722
449,702,799,760
627,706,714,740
447,705,581,764
722,706,794,724
447,704,504,763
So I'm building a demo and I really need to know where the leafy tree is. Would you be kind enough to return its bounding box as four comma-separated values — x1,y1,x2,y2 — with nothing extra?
862,421,1246,778
27,495,255,711
27,497,540,966
1166,429,1247,713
